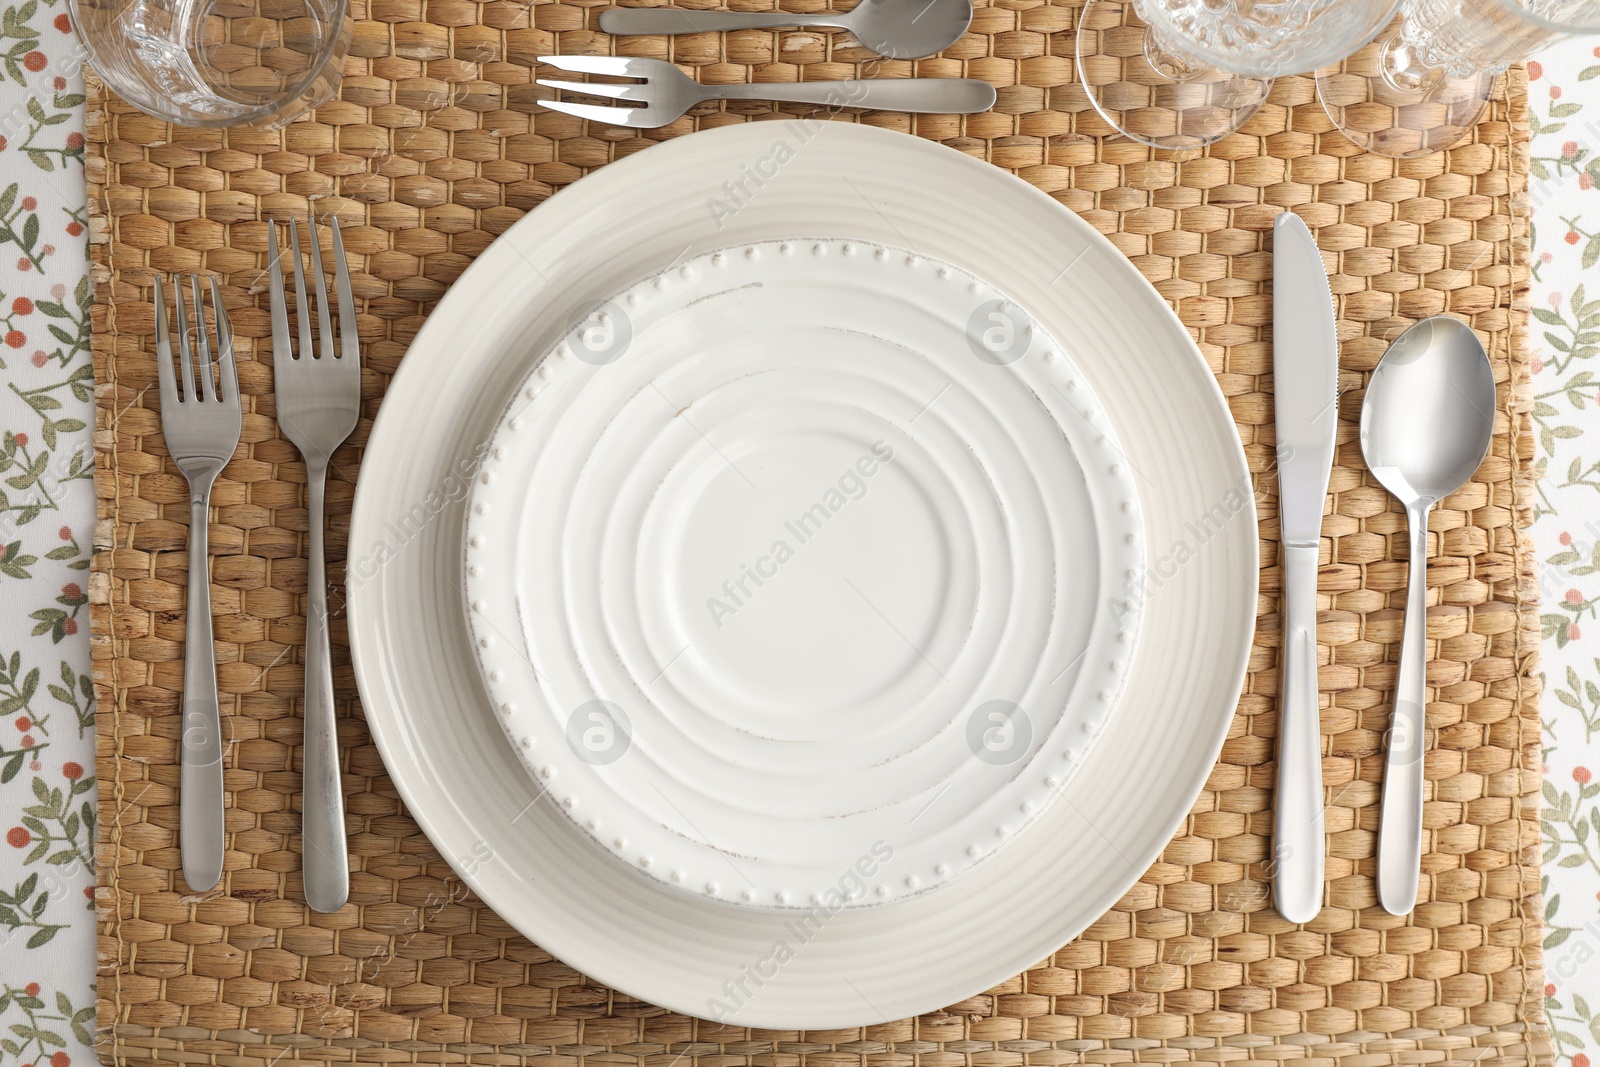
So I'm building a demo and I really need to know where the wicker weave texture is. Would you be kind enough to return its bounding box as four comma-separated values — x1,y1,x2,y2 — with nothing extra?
87,6,1546,1062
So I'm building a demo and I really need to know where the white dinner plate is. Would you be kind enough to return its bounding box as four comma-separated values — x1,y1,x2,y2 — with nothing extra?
347,121,1258,1028
461,237,1144,910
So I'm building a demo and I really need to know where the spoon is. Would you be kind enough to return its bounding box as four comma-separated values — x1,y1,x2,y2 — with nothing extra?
599,0,972,60
1359,315,1495,916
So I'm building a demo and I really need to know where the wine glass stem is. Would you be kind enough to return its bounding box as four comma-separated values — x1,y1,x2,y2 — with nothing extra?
1378,32,1442,94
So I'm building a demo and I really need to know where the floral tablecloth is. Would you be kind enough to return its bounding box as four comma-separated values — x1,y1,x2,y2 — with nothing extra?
0,25,1595,1067
0,0,95,1064
1528,40,1600,1067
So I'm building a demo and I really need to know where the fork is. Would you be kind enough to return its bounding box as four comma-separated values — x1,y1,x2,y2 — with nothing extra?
536,55,996,127
268,218,361,914
154,273,241,895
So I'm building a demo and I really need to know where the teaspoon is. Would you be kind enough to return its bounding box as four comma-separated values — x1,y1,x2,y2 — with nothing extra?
1359,315,1495,916
599,0,972,60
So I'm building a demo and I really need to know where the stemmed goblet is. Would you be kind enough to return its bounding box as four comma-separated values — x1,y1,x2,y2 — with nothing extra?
1317,0,1600,157
1076,0,1401,150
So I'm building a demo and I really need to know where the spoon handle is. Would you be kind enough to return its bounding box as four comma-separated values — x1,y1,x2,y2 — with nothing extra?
1378,500,1431,916
600,8,844,34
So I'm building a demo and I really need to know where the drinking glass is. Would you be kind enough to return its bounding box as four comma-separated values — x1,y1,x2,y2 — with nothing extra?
69,0,350,128
1317,0,1600,156
1076,0,1400,150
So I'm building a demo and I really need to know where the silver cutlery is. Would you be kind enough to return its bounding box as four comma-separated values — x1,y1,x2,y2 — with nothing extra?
1271,211,1338,925
599,0,972,61
154,273,241,895
268,218,362,914
536,55,996,127
1360,316,1494,916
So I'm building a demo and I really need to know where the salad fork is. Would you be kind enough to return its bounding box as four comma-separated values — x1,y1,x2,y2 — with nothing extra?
154,273,241,895
536,55,996,128
269,218,361,913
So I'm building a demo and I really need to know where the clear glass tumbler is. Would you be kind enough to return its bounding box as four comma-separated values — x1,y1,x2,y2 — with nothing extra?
69,0,350,128
1075,0,1400,150
1317,0,1600,156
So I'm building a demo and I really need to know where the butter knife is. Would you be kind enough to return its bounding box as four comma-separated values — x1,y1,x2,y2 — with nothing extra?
1271,212,1338,924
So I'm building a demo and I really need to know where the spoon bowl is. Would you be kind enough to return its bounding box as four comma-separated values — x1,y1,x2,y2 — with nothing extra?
1359,314,1495,916
1361,316,1496,505
844,0,972,58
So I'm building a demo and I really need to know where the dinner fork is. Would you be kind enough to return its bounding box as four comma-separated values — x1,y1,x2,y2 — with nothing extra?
536,55,996,128
268,218,361,914
154,274,241,895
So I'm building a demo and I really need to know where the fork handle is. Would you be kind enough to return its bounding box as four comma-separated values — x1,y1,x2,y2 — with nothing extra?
181,486,224,893
600,8,847,33
303,463,350,913
707,78,996,113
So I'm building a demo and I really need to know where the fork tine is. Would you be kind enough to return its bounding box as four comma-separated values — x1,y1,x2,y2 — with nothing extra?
540,97,650,127
190,274,215,402
330,217,359,365
153,274,179,407
536,54,645,76
307,220,336,362
268,221,291,365
173,274,196,403
536,78,652,102
289,222,315,362
211,276,238,403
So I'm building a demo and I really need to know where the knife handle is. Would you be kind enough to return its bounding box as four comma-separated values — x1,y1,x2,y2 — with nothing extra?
1273,541,1325,924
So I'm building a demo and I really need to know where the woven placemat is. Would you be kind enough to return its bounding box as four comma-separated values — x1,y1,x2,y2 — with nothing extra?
86,6,1548,1062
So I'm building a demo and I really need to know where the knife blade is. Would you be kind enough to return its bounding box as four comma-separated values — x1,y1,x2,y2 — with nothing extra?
1271,211,1338,925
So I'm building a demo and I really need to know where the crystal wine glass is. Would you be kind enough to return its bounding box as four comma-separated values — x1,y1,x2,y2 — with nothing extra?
1076,0,1401,150
1317,0,1600,157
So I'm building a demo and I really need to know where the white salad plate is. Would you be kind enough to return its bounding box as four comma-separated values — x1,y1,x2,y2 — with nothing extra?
461,237,1144,910
347,121,1257,1028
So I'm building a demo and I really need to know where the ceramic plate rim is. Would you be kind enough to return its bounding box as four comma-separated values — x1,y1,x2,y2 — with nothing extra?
347,122,1258,1028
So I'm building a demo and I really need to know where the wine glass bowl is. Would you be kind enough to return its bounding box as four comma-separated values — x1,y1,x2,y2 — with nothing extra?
1137,0,1401,76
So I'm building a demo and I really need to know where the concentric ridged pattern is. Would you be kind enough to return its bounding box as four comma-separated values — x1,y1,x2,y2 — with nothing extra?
86,15,1547,1063
462,238,1143,908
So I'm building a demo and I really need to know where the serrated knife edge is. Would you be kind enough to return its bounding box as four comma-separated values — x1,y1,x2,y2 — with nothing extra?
1273,212,1339,545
